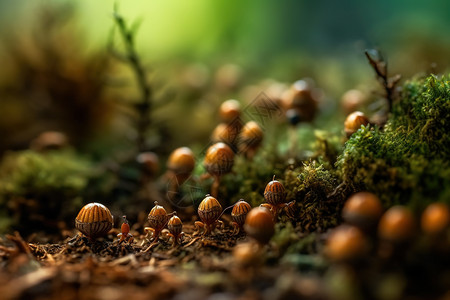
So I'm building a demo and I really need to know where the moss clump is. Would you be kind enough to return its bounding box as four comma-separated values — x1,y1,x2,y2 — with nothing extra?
0,150,91,233
337,74,450,209
285,161,342,232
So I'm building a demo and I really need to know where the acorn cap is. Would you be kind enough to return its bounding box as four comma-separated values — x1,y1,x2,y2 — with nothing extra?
244,207,275,244
232,200,252,226
148,201,169,231
167,147,196,174
198,195,222,225
264,176,287,206
421,202,450,235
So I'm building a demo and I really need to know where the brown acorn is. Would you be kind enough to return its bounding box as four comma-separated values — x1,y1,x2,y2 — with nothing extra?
344,111,370,138
136,152,159,178
75,203,113,240
195,195,223,235
281,79,318,123
325,225,369,262
238,121,264,159
204,142,234,197
144,201,169,242
167,147,196,175
264,176,287,206
231,200,252,234
378,205,415,242
244,207,275,245
342,192,383,230
167,213,183,246
421,202,450,235
219,99,241,123
211,122,241,147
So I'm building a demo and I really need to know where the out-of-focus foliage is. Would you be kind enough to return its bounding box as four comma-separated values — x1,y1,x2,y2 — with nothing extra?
0,150,91,233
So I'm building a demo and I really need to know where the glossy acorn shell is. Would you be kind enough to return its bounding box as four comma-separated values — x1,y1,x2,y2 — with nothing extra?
264,179,287,205
198,196,222,225
281,80,318,123
148,203,169,231
232,200,252,227
378,205,415,242
421,202,450,235
75,203,113,239
219,99,241,123
167,147,196,175
238,121,263,152
168,215,183,236
326,225,368,262
244,207,275,244
342,192,383,230
344,111,369,137
203,142,234,176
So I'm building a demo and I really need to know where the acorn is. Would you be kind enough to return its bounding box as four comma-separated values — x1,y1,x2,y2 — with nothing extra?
147,201,169,238
238,121,264,159
30,131,68,152
341,89,366,115
244,207,275,245
325,225,369,262
219,99,241,123
421,202,450,235
167,147,196,175
281,79,318,123
231,200,252,234
203,142,235,197
195,195,223,235
211,122,241,147
167,213,183,246
264,176,287,206
378,205,415,242
342,192,383,230
344,111,370,138
75,203,113,240
136,152,159,178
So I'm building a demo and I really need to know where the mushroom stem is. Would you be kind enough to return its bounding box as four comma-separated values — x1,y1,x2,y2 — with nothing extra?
211,175,221,198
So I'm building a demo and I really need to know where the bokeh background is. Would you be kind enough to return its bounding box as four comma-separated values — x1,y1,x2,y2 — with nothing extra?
0,0,449,155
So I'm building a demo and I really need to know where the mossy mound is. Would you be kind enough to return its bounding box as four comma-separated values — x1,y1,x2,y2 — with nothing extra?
337,74,450,210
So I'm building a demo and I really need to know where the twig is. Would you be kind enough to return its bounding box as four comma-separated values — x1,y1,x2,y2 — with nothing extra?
110,5,153,153
364,49,401,113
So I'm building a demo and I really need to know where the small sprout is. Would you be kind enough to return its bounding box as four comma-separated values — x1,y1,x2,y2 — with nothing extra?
219,99,241,123
231,200,252,235
117,215,134,244
238,121,264,160
244,207,275,245
167,212,184,246
325,225,369,262
261,176,296,219
75,203,114,241
30,131,68,152
342,192,383,231
378,205,415,242
194,195,224,236
136,152,159,179
144,201,169,243
203,142,234,197
344,111,370,138
421,202,450,235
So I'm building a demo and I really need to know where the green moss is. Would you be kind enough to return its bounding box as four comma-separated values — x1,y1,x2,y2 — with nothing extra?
337,74,450,210
0,150,91,233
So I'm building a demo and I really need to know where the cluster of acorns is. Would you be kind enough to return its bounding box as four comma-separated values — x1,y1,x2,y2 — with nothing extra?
74,177,296,247
325,192,450,262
